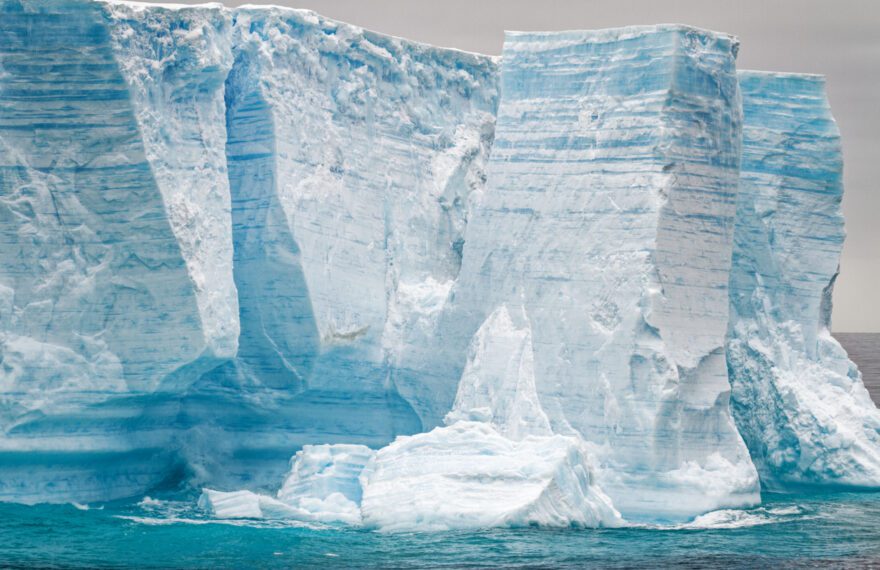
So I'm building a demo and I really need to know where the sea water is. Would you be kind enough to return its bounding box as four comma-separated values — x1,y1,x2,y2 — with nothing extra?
2,490,880,568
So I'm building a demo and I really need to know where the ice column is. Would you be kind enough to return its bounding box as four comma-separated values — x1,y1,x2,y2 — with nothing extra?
727,71,880,489
450,26,760,521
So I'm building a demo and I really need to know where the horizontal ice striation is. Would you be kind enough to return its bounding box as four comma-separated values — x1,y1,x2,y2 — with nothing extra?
447,26,759,521
0,0,236,502
727,71,880,489
180,5,499,490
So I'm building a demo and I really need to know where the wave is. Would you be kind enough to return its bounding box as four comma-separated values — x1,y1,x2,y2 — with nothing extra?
114,515,323,530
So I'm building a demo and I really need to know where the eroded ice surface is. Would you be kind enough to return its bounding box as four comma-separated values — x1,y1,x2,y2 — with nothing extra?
727,71,880,489
0,0,233,502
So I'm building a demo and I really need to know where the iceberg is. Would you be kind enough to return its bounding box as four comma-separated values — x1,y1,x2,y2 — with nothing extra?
2,0,879,528
727,71,880,488
446,26,760,521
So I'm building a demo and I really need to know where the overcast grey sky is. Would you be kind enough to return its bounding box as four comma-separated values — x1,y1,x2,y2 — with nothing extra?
184,0,879,331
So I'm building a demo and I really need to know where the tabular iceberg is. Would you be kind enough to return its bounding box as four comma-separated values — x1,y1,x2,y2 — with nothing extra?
727,71,880,488
1,0,879,530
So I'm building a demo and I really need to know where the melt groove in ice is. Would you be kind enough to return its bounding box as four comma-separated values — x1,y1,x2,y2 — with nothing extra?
0,0,878,529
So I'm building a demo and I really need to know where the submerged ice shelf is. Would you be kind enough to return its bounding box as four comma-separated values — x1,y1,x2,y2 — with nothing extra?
1,0,879,530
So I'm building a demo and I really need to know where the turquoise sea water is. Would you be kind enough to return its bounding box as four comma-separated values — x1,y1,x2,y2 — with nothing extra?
2,491,880,568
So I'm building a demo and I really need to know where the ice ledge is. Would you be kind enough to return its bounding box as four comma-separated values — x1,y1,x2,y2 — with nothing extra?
99,0,499,62
504,24,738,51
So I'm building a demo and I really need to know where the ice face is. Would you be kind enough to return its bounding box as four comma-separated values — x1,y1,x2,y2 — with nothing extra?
176,6,499,490
105,2,240,361
0,0,498,501
727,71,880,489
0,0,234,502
446,26,759,521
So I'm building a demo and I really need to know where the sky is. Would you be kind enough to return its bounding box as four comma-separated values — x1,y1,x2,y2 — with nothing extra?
181,0,879,331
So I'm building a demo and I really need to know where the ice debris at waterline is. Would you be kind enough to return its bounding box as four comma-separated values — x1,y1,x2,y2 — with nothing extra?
202,306,623,530
1,0,878,531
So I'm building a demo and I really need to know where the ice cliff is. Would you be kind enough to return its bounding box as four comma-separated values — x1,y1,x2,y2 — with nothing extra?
1,0,878,528
727,71,880,489
444,27,760,521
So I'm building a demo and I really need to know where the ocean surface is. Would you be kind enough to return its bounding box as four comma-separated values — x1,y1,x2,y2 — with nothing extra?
0,334,877,569
836,333,880,402
2,491,880,569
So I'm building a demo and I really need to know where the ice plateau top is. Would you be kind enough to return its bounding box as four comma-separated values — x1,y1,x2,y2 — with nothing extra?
1,0,879,530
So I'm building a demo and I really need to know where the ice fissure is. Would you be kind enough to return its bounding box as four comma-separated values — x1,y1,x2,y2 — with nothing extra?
1,0,879,529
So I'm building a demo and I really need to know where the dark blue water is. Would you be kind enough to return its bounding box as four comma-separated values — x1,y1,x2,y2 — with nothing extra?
2,490,880,568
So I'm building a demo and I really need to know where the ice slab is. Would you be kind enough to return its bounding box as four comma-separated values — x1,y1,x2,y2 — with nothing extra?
360,421,623,531
200,443,374,524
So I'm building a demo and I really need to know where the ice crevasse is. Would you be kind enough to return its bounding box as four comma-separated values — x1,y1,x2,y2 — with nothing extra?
1,0,879,529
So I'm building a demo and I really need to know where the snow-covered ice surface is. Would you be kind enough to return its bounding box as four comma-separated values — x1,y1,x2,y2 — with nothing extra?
2,0,880,530
727,71,880,489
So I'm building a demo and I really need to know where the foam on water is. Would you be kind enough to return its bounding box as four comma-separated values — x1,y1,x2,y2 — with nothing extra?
2,492,880,568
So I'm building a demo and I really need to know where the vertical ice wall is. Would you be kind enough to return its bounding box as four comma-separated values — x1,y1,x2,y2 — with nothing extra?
449,26,759,521
0,0,233,501
727,71,880,488
105,2,239,363
178,7,500,489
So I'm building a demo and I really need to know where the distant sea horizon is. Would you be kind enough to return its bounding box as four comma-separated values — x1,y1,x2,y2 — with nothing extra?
834,333,880,403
